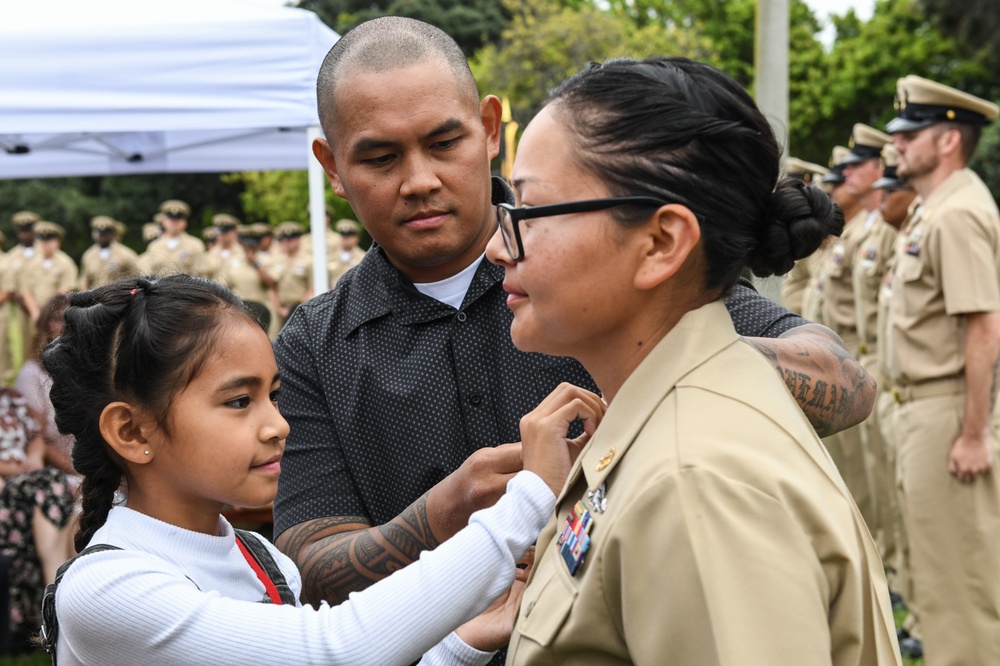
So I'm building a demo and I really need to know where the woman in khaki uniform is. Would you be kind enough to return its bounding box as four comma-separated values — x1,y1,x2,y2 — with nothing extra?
488,57,899,665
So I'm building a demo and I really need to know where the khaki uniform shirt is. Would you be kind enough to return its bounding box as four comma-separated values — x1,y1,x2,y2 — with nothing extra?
20,251,77,307
507,301,899,666
852,213,897,356
197,246,239,283
782,248,825,318
79,242,141,289
271,252,312,305
887,168,1000,386
821,210,869,355
328,247,366,287
2,245,36,294
139,233,205,276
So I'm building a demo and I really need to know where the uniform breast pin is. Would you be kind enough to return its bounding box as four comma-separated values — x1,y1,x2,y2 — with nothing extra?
595,447,616,472
587,484,607,514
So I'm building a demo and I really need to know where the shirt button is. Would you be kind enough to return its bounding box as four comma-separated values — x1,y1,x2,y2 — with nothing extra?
469,393,483,406
456,311,467,322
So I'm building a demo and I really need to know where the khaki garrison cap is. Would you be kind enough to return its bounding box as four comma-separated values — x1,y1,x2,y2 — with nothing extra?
873,144,906,190
159,199,191,219
212,213,240,231
887,75,1000,134
785,157,828,184
820,146,850,185
12,211,40,228
335,219,361,235
34,221,64,240
275,221,305,239
90,215,118,231
841,124,892,166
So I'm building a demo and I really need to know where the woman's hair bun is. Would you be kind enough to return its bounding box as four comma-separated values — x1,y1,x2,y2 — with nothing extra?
747,177,844,278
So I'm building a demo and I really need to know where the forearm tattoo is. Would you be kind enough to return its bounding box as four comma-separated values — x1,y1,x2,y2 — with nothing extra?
749,326,875,438
278,493,441,606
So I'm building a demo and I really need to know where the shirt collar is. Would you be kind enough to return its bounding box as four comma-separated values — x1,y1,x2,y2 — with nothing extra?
341,247,504,335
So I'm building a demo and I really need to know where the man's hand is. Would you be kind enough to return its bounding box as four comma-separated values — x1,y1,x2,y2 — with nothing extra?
426,442,524,544
949,432,994,483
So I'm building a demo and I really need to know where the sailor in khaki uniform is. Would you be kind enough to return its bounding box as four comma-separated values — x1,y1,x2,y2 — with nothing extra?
819,124,890,534
780,157,828,314
19,221,77,324
851,144,912,591
327,219,366,286
79,216,141,290
197,213,241,282
507,304,899,666
798,146,852,323
269,221,312,325
493,57,897,666
139,200,205,276
885,75,1000,666
4,212,42,364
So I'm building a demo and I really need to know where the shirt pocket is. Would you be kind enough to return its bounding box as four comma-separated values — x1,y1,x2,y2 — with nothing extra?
898,254,923,283
517,562,578,647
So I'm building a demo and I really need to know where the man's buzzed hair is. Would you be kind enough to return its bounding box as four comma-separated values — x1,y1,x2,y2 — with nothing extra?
316,16,480,135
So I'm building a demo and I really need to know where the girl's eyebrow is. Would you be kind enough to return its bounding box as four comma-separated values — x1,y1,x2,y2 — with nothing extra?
216,372,280,393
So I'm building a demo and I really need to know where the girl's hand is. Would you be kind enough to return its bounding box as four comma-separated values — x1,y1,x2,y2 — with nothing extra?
454,547,534,652
520,383,606,496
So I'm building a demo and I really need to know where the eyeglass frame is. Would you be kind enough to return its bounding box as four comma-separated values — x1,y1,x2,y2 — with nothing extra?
490,176,670,261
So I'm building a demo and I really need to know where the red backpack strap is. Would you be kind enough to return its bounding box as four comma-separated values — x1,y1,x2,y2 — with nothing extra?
234,529,295,605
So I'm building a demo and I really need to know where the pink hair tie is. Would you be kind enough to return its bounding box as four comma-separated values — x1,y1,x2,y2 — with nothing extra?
130,288,137,296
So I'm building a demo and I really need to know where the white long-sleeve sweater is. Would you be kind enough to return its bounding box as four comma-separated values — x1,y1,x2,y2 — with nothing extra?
55,471,554,665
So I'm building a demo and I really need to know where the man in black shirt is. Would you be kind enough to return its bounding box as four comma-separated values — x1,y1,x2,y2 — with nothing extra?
273,16,874,629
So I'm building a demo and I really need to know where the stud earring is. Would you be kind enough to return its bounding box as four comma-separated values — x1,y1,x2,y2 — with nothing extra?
144,449,150,455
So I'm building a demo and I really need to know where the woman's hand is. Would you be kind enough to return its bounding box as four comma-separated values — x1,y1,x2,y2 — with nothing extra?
454,547,534,652
520,383,606,496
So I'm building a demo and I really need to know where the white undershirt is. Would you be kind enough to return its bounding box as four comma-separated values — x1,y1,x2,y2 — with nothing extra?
413,254,484,310
56,471,554,666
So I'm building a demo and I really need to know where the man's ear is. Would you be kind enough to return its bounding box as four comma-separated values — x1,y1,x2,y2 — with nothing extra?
480,95,503,161
634,205,702,291
937,126,963,160
312,137,347,199
100,402,155,465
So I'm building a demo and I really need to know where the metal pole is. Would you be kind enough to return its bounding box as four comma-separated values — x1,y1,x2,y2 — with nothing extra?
307,125,330,295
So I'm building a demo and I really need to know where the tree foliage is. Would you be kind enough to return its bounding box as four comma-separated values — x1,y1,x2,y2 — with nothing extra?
294,0,508,56
224,170,356,226
470,0,715,128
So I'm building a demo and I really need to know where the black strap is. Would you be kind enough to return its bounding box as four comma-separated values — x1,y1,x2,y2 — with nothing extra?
39,544,123,665
234,529,296,605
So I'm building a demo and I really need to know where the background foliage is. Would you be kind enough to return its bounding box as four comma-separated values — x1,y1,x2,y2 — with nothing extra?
2,0,998,257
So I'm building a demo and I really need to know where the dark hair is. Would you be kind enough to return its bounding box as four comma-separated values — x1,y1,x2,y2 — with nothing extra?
41,275,258,551
316,16,479,136
935,121,983,162
30,294,69,361
547,57,842,291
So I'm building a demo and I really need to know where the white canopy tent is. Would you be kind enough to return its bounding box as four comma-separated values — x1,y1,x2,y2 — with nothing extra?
0,0,339,291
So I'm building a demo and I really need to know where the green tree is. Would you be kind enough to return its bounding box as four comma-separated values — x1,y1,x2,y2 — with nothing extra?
470,0,715,128
294,0,509,56
789,0,994,165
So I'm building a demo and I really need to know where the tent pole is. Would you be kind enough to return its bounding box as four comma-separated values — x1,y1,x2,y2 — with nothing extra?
307,125,330,295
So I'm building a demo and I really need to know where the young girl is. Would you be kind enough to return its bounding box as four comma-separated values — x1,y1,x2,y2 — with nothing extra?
41,274,603,665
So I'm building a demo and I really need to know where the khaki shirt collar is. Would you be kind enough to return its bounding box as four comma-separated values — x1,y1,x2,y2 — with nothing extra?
568,300,739,496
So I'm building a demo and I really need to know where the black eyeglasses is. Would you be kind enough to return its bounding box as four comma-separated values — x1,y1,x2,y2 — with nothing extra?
490,176,669,261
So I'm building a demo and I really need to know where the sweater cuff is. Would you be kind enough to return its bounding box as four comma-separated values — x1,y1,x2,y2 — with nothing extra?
429,632,494,666
468,470,556,563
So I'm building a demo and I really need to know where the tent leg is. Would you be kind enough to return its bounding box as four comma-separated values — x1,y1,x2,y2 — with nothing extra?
307,125,330,295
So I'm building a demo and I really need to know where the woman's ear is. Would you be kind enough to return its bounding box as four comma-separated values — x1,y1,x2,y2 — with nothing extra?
634,204,701,290
100,402,156,464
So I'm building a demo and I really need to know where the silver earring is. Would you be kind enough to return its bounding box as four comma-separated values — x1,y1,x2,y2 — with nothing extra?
144,449,150,455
